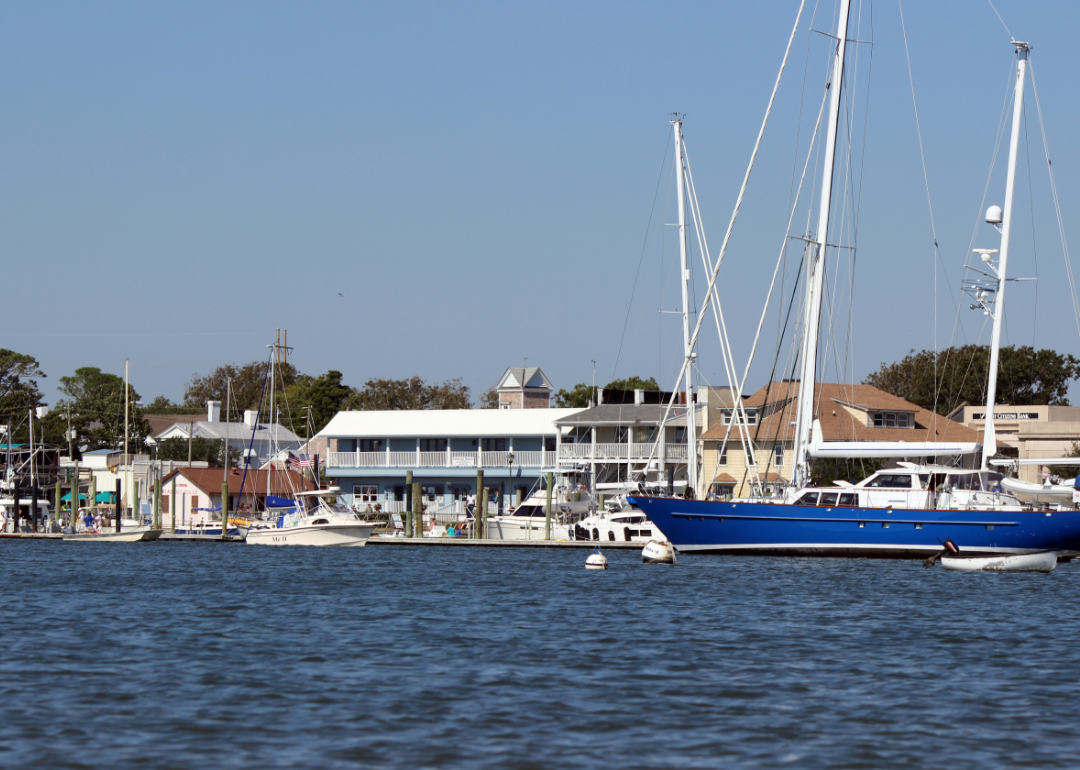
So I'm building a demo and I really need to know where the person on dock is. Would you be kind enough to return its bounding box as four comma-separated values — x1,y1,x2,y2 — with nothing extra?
466,492,476,519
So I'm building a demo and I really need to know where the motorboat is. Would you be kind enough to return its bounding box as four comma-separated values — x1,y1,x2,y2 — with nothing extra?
63,529,163,543
484,492,666,543
245,489,377,546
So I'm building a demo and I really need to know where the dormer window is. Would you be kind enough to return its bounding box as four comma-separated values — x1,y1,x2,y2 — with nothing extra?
722,408,758,426
873,411,910,429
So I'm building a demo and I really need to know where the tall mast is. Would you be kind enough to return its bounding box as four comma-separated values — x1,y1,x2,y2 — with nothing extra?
673,118,698,496
792,0,852,486
981,42,1030,470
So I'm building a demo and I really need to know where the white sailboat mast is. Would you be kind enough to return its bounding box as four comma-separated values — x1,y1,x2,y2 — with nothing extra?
673,119,698,495
982,42,1030,470
793,0,852,485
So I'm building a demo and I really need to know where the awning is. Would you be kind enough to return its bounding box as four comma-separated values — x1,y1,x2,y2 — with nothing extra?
61,492,88,501
96,491,115,504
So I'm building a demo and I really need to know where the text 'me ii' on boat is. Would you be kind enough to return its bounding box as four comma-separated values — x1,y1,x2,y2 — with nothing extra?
629,1,1080,558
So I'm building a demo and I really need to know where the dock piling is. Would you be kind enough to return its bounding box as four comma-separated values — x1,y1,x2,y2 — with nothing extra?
405,470,413,538
412,481,422,538
545,472,553,541
475,470,484,539
115,480,122,532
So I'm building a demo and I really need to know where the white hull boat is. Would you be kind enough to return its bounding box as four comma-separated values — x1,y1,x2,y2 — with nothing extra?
245,522,376,546
941,550,1057,573
1000,477,1074,505
64,529,164,543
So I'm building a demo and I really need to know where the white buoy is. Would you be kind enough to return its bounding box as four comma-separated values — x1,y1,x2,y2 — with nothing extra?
642,539,677,565
585,546,608,570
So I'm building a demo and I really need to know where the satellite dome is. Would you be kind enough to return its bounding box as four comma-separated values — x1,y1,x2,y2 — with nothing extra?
986,205,1003,225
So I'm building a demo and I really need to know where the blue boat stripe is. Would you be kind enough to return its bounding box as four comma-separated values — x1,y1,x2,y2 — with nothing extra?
671,513,1017,526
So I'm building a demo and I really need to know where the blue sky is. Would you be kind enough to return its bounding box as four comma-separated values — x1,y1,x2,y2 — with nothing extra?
1,1,1078,407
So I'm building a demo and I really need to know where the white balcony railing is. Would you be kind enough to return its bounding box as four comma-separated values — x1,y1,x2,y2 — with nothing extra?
327,450,557,469
557,443,689,462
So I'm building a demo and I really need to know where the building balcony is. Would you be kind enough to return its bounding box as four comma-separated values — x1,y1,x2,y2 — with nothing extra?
557,443,688,462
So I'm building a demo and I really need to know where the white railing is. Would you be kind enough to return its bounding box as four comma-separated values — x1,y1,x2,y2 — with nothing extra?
328,449,556,469
556,443,689,461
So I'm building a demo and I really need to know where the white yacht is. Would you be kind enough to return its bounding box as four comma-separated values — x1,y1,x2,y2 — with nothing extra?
484,492,666,543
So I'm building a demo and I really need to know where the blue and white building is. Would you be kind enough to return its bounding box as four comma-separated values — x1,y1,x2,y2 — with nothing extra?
320,407,582,512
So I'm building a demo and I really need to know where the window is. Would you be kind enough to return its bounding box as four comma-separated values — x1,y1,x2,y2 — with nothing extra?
353,485,378,503
420,438,447,452
796,492,819,505
722,409,758,426
717,445,728,466
359,439,382,452
838,493,857,507
866,474,913,489
423,485,440,502
499,402,510,410
673,427,687,444
773,443,785,466
873,411,912,429
819,492,839,507
615,427,629,443
482,438,507,452
544,437,556,451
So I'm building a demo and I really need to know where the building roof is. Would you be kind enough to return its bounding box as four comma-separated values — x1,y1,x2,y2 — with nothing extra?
742,381,915,412
711,473,738,483
703,383,979,444
161,467,317,496
145,414,201,436
155,421,303,444
497,367,553,391
554,404,706,428
318,407,582,438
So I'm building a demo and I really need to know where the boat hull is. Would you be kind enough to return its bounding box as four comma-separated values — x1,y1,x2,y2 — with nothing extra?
245,523,376,547
627,496,1080,558
64,529,164,543
941,551,1057,573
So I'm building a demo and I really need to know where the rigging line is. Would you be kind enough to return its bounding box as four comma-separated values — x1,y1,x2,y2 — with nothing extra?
1028,61,1080,341
711,88,827,472
898,0,947,415
985,0,1014,40
847,0,873,391
637,0,807,480
612,130,671,380
938,53,1016,417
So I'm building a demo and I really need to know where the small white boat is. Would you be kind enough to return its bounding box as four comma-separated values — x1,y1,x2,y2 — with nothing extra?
245,489,377,547
1000,476,1075,505
63,529,164,543
941,550,1058,573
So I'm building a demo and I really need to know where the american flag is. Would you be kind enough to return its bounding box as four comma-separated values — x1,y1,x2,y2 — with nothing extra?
289,453,316,469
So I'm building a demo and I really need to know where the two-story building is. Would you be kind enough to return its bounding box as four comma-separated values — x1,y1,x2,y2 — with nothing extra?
951,404,1080,482
320,407,581,513
153,400,303,469
702,381,981,497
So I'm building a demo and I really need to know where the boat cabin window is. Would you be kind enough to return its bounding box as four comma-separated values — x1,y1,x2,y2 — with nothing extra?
819,492,839,507
948,474,980,491
838,493,857,507
796,492,819,506
513,505,544,517
866,474,913,489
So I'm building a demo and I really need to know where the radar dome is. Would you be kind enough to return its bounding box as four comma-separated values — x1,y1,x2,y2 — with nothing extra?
986,205,1003,225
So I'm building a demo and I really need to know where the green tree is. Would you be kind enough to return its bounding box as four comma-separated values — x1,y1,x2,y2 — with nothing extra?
478,386,500,409
864,345,1080,415
156,436,240,467
284,370,356,436
605,376,660,392
57,367,147,450
143,395,201,415
553,383,597,408
0,349,47,442
348,376,471,411
183,360,302,415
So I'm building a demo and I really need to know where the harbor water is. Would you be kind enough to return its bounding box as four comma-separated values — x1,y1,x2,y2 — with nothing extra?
3,540,1079,769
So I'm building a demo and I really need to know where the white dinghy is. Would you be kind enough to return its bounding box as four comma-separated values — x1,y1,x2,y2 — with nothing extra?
942,550,1057,573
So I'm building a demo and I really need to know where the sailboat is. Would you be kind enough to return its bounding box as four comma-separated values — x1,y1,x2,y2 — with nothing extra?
629,3,1080,558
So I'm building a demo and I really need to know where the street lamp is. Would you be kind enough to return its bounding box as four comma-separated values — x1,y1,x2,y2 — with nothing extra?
507,451,515,513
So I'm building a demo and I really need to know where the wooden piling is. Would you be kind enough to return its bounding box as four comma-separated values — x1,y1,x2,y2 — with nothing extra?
545,471,553,540
115,479,122,532
221,481,229,540
475,470,484,540
71,462,80,529
412,481,422,538
405,470,413,538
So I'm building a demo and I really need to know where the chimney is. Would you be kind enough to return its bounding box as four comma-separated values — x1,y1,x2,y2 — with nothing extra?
597,388,604,406
207,400,221,423
244,410,258,428
634,389,644,405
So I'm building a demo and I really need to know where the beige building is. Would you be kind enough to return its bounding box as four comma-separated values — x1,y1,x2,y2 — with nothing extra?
702,381,981,498
952,405,1080,482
